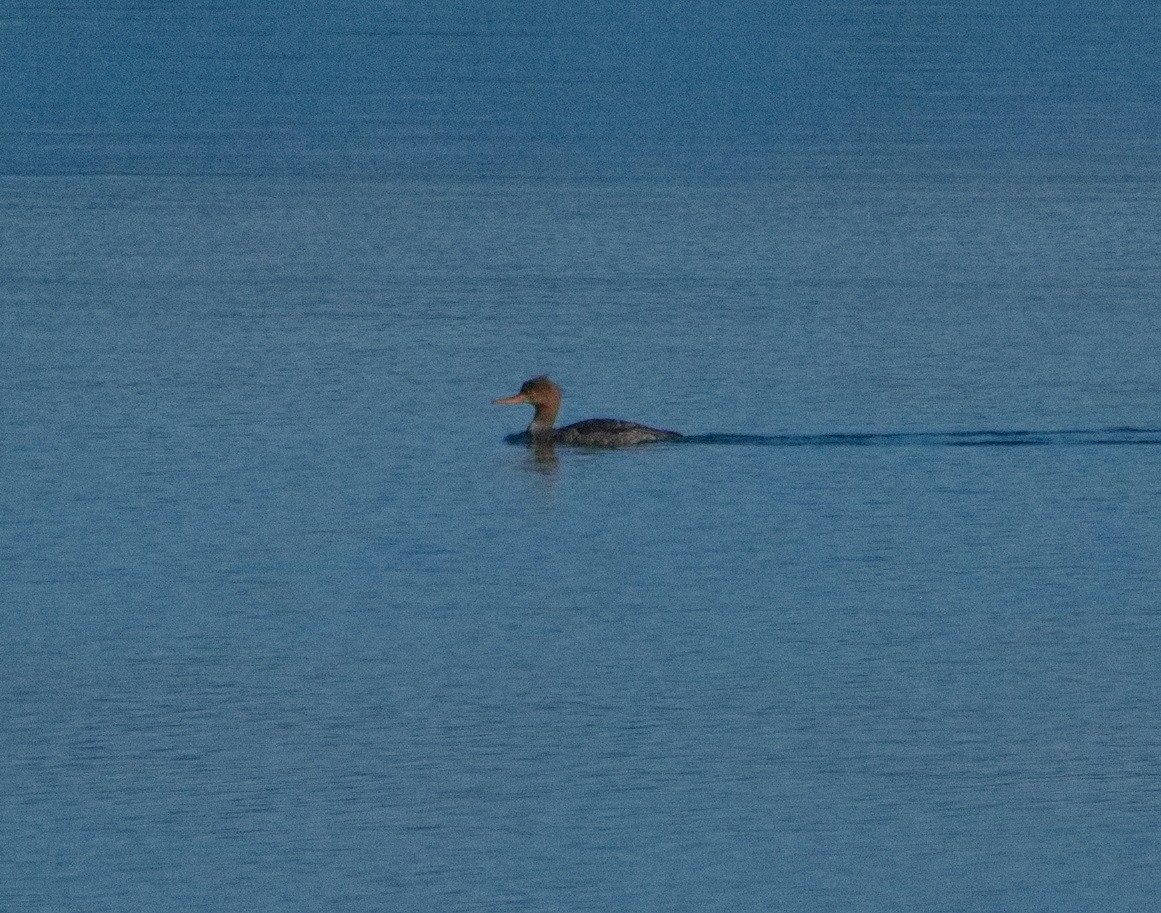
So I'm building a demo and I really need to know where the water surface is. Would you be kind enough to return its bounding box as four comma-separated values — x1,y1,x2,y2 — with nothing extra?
4,2,1161,911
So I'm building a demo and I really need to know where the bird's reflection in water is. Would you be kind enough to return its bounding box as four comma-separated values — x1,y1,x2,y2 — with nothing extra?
525,439,559,472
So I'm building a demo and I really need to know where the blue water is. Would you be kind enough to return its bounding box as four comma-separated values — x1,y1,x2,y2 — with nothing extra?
4,3,1161,911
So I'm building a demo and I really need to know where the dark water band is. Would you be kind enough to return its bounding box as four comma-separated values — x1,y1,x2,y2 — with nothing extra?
679,428,1161,447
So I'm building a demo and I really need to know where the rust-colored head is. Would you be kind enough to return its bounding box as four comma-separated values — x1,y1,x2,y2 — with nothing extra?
493,375,561,406
493,375,563,431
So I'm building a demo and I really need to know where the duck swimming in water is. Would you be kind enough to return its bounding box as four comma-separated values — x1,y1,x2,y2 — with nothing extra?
494,376,682,447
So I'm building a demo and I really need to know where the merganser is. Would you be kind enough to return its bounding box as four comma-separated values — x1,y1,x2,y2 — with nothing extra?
494,376,682,447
